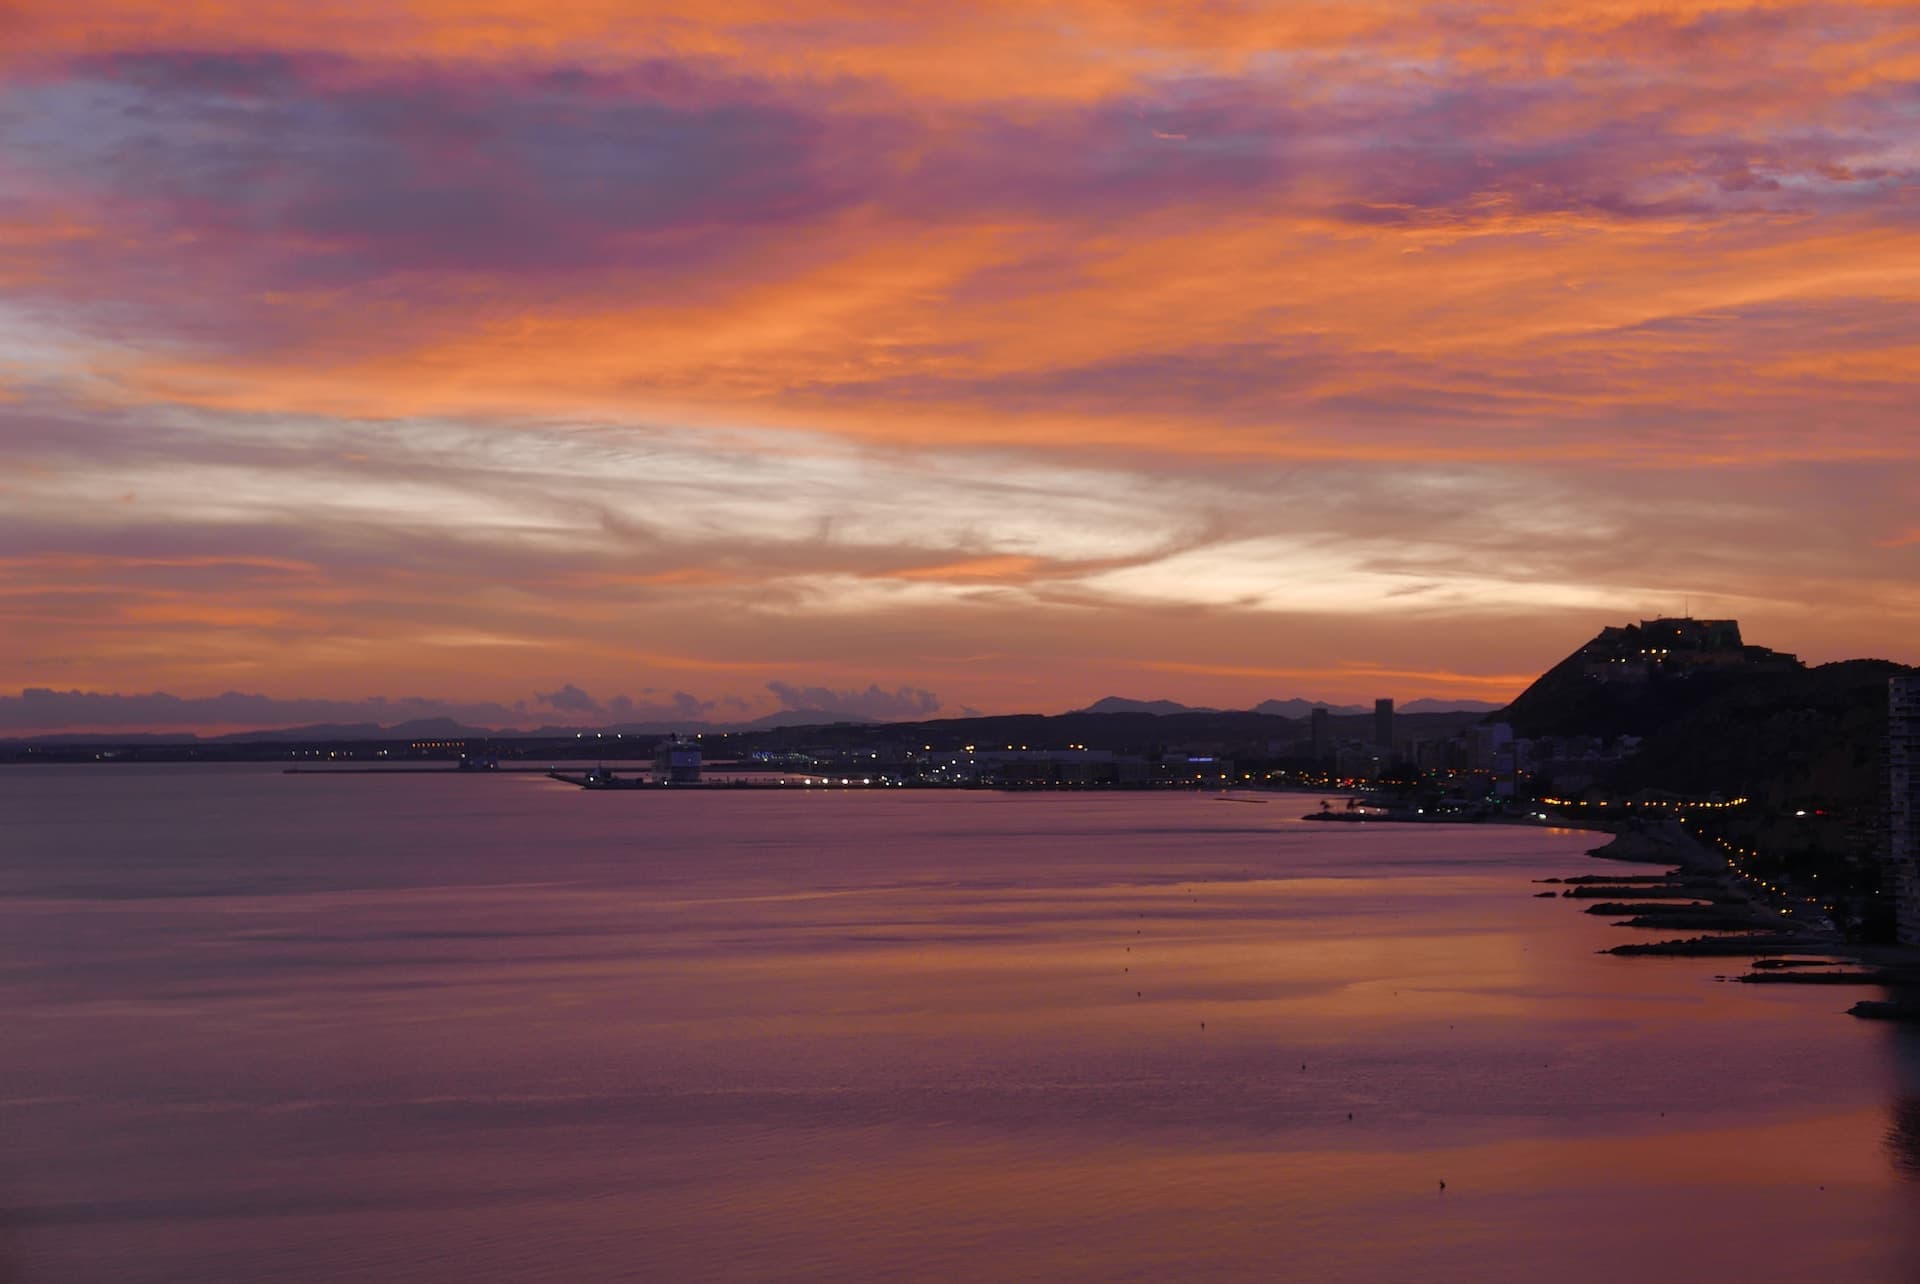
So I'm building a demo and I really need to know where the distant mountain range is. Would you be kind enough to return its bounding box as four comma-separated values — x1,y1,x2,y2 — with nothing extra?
1074,695,1503,717
4,695,1505,745
215,707,881,742
17,623,1908,839
5,708,884,745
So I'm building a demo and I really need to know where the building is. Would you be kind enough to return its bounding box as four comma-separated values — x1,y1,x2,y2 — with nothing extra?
1466,722,1514,773
1333,745,1385,780
1310,706,1330,757
1891,677,1920,947
1374,698,1394,751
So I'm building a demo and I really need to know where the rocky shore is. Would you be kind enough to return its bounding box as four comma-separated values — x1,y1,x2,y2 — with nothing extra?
1539,817,1920,1016
1316,807,1920,1020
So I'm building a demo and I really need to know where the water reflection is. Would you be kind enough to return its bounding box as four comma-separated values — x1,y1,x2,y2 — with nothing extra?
1888,1100,1920,1177
1885,1030,1920,1178
2,773,1917,1282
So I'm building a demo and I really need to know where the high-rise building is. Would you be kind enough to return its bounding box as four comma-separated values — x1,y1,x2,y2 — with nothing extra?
1374,698,1394,752
1891,677,1920,947
1310,706,1330,757
1467,722,1514,774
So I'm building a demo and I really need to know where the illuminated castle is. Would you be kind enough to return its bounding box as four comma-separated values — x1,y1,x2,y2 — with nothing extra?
1578,618,1798,684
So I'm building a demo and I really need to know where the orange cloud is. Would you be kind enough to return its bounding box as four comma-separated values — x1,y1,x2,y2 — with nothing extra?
8,2,1913,104
106,207,1920,466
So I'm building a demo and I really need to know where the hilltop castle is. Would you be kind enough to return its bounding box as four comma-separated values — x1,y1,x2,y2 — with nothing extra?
1578,618,1800,685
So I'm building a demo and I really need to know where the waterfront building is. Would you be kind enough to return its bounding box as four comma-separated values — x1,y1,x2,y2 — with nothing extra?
1466,722,1513,773
1411,737,1459,774
1310,706,1330,757
1373,698,1394,751
1334,745,1385,781
1891,677,1920,947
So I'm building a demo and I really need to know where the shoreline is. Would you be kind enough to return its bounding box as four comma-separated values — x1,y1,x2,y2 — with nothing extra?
1582,816,1848,950
1570,817,1920,1017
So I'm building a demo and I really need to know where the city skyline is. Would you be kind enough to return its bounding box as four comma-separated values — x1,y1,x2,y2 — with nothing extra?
3,2,1918,732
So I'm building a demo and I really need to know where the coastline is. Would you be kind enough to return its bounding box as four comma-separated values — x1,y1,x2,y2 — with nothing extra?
1575,816,1920,1019
1581,815,1847,948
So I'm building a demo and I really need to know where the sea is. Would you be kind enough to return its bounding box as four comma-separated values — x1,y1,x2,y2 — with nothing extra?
3,764,1917,1282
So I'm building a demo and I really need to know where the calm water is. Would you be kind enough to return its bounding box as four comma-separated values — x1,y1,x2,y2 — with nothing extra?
3,766,1918,1282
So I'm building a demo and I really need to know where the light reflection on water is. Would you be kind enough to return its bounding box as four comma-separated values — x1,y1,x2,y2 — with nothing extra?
1,765,1917,1281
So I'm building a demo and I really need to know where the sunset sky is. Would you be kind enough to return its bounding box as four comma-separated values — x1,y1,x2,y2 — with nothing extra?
3,1,1917,732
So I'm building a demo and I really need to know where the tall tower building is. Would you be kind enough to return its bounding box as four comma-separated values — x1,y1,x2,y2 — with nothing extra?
1374,698,1395,752
1891,677,1920,948
1310,706,1330,758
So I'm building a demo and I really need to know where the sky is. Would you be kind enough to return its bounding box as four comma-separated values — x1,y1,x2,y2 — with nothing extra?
2,1,1917,733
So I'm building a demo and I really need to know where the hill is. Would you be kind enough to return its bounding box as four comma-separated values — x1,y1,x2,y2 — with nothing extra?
1496,617,1803,739
1073,697,1221,716
1079,696,1503,718
1604,659,1912,808
1493,617,1913,811
738,707,1486,756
